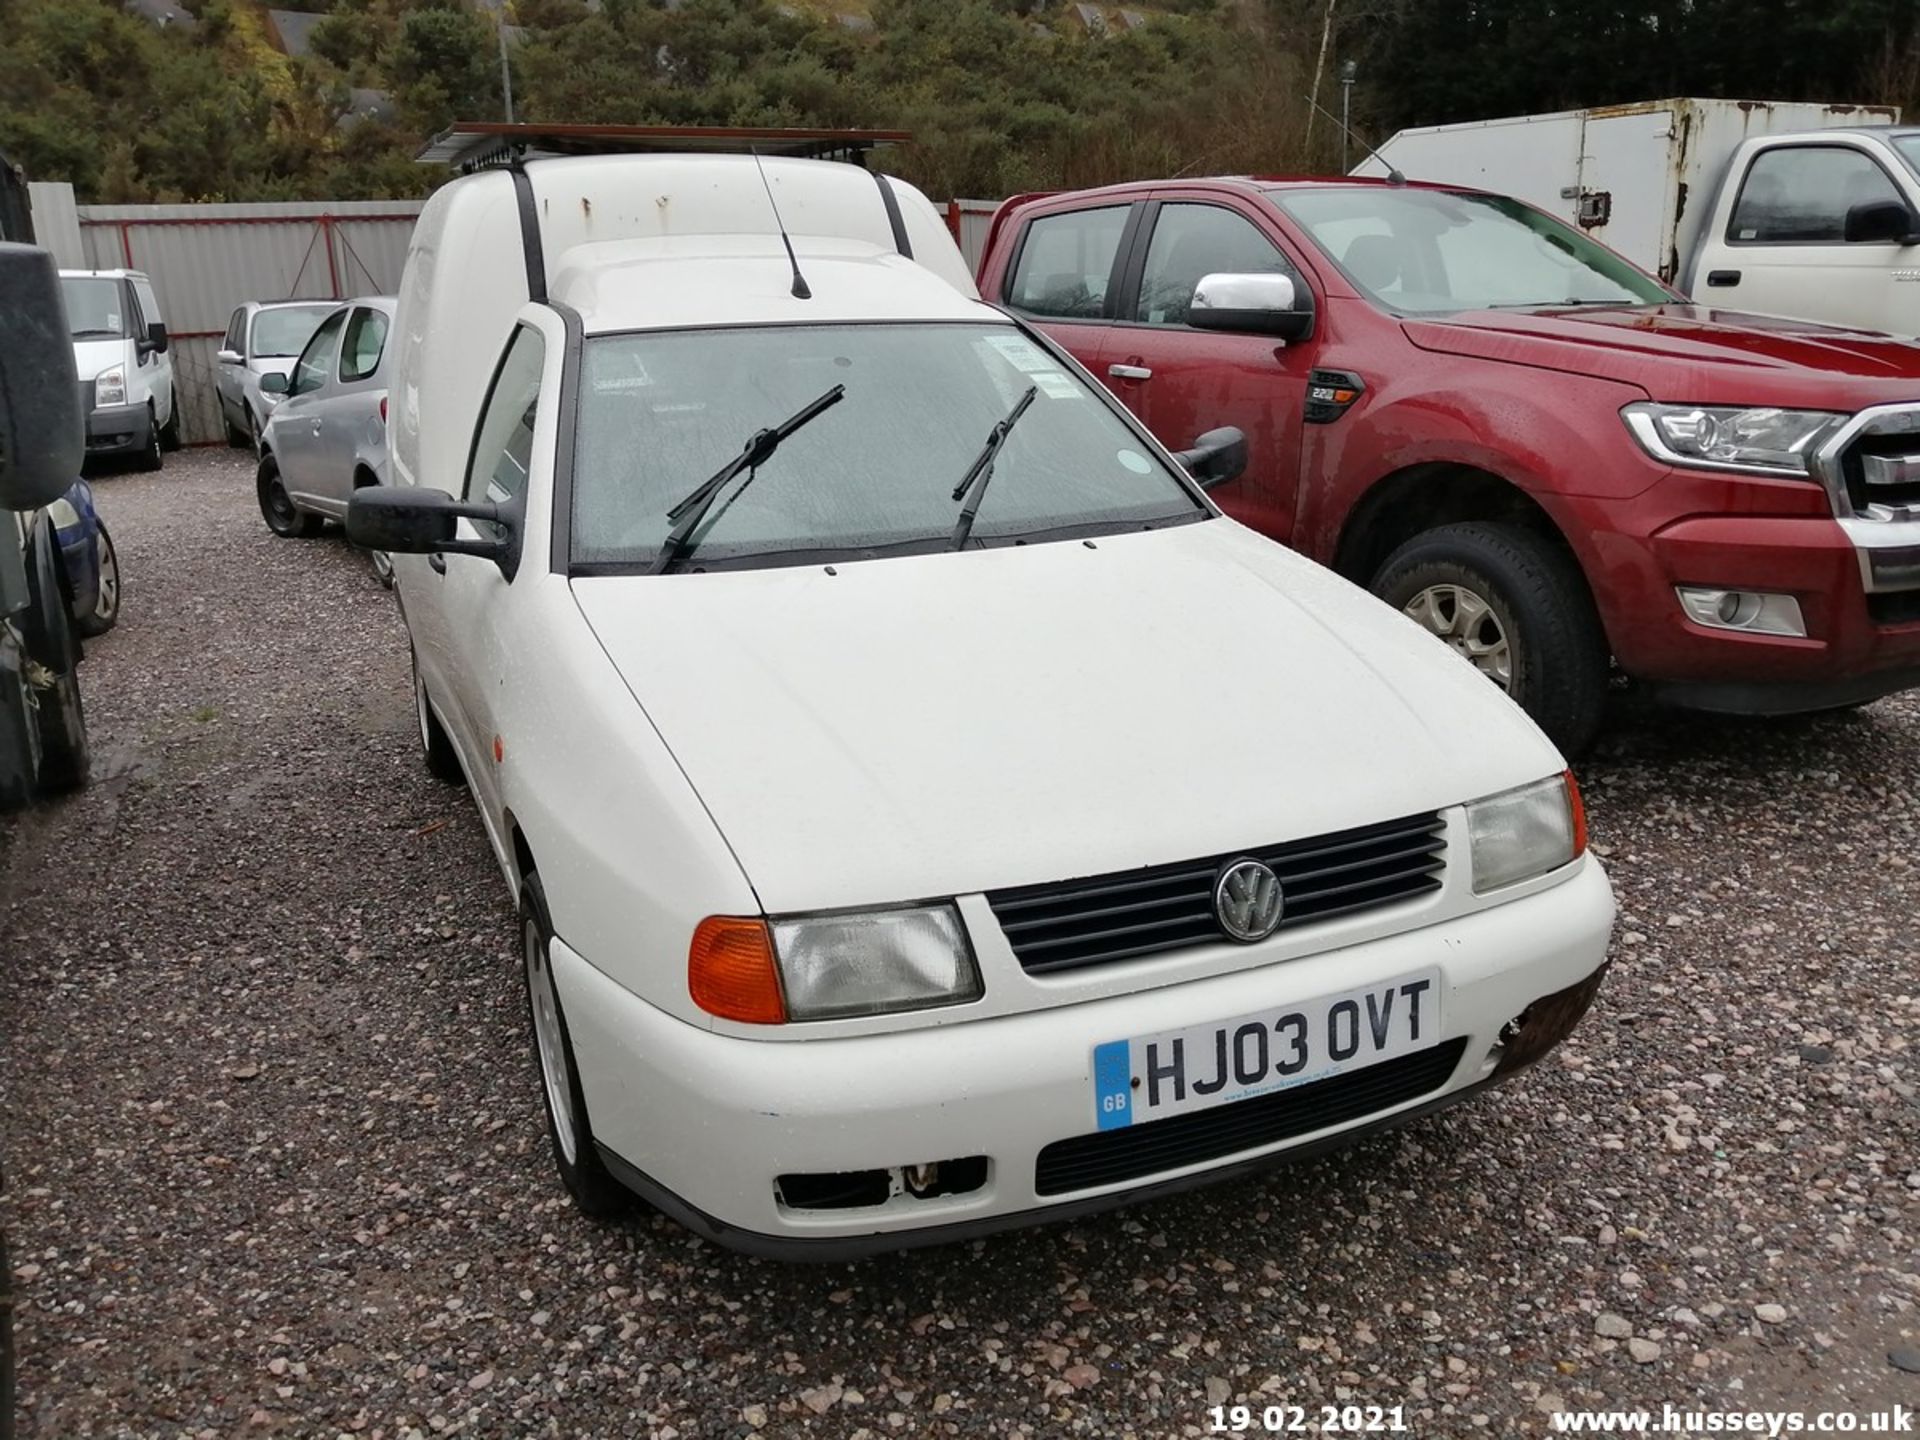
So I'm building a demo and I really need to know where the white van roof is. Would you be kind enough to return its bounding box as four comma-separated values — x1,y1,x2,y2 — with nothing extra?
389,152,984,498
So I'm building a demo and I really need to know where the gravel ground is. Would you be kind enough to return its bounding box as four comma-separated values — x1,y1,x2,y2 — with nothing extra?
3,448,1918,1438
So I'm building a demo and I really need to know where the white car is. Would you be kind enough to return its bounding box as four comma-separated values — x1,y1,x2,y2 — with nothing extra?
215,298,342,448
348,148,1616,1258
59,268,176,471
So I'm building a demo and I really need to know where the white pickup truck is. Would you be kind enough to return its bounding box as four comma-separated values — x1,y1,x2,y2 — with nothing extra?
1360,98,1920,335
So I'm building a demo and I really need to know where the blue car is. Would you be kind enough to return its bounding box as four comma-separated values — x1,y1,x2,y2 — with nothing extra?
46,478,121,637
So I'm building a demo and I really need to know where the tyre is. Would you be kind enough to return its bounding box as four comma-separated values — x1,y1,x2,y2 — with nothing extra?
159,393,182,450
1372,521,1608,756
412,645,464,783
520,871,632,1219
76,521,121,638
256,453,323,539
22,528,90,795
224,404,250,449
136,404,163,472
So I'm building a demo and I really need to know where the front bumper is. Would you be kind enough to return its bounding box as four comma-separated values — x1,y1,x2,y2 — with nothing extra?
1571,462,1920,713
552,857,1615,1258
84,401,150,457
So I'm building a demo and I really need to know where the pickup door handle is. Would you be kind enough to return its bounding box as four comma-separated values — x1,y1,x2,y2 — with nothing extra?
1706,269,1741,287
1108,363,1152,381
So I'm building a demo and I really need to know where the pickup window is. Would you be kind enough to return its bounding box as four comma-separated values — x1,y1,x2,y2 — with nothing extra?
1726,145,1906,245
1133,204,1297,326
1007,206,1130,320
1272,187,1666,315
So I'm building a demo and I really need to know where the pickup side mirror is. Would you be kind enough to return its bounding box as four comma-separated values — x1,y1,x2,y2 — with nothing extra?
259,371,289,395
1172,426,1248,489
1843,198,1920,245
1188,272,1315,341
0,244,85,512
346,486,519,577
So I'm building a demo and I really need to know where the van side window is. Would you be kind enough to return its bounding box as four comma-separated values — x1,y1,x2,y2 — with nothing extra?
1007,206,1130,320
1134,205,1295,326
289,309,348,396
464,326,545,531
1727,146,1904,244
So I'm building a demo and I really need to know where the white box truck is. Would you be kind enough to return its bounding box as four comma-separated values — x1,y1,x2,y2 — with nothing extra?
1358,98,1920,335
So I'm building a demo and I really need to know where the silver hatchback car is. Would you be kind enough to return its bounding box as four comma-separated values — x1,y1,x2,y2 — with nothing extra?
216,299,341,449
256,296,397,584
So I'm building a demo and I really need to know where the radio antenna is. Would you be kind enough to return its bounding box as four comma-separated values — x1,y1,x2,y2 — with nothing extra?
751,149,811,300
1305,95,1405,185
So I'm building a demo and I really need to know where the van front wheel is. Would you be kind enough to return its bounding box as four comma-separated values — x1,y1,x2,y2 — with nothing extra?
1372,522,1608,757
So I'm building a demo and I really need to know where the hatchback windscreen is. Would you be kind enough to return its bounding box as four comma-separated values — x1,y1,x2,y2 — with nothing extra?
1271,187,1672,315
61,278,127,339
252,305,340,358
570,323,1208,570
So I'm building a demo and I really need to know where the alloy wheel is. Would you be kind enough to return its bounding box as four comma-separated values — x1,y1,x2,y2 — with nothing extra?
524,919,580,1166
94,530,119,622
1403,583,1513,689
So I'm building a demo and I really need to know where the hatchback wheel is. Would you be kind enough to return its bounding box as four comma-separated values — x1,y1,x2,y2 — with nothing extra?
77,522,121,638
1372,521,1608,757
256,454,323,539
520,872,632,1219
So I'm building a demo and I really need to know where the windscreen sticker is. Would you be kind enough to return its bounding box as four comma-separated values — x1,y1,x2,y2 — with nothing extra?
1032,371,1081,399
983,333,1056,374
1116,448,1152,474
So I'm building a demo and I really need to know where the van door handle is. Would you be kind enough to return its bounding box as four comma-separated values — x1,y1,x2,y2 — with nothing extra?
1706,270,1741,287
1108,363,1152,381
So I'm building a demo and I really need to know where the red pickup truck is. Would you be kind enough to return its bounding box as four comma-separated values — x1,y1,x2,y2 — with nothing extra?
976,177,1920,752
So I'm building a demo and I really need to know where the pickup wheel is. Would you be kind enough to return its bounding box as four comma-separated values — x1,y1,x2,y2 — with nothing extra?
1372,522,1608,756
520,871,633,1220
256,453,323,539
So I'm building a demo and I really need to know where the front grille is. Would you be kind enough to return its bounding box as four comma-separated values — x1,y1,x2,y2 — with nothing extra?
1034,1037,1468,1195
987,812,1445,976
1844,430,1920,514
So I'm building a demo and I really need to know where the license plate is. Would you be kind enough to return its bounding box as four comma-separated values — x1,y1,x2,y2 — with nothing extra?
1091,969,1443,1130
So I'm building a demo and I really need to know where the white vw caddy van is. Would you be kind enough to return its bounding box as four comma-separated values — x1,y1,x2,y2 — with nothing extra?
349,139,1616,1259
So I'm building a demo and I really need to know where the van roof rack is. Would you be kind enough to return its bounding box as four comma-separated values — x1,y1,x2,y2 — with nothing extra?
419,122,911,172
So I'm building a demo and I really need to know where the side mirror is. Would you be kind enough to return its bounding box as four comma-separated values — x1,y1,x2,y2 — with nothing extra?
147,321,169,353
0,243,85,512
1188,272,1315,341
1172,426,1248,489
259,371,289,395
216,348,242,365
1843,198,1920,245
346,486,518,576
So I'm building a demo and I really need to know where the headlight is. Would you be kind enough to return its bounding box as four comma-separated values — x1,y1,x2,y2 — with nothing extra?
688,905,982,1024
1621,402,1842,476
95,367,126,408
1467,772,1586,894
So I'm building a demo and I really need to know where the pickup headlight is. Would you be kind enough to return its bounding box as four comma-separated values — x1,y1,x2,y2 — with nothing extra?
1467,772,1587,894
94,366,126,408
1621,403,1843,476
689,905,982,1024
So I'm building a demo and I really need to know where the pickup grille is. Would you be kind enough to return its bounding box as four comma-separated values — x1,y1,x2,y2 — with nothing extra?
1848,436,1920,514
1034,1038,1468,1195
986,811,1445,976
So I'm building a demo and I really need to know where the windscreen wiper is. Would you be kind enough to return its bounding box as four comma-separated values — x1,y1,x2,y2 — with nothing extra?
948,385,1037,552
649,384,846,575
